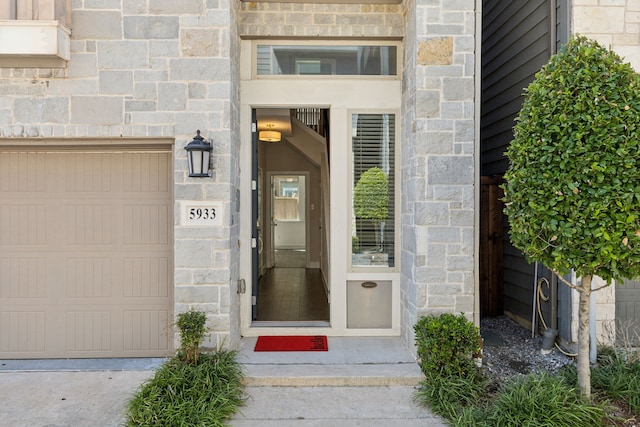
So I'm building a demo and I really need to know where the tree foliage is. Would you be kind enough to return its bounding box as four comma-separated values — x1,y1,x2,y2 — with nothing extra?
354,167,389,221
503,35,640,283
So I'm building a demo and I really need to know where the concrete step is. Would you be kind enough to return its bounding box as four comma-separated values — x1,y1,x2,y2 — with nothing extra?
242,362,424,387
231,385,448,426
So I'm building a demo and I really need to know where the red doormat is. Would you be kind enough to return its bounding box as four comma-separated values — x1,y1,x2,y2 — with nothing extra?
254,335,328,352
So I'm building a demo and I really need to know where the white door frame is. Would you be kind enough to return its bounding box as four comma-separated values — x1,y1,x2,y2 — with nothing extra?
267,171,310,268
239,39,403,337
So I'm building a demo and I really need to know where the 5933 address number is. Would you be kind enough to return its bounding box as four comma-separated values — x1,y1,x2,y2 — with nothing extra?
188,207,216,220
181,202,223,226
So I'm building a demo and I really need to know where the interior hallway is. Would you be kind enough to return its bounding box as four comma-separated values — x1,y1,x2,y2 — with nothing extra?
256,267,329,322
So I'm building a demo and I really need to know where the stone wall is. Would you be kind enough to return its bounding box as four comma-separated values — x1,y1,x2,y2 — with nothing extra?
573,0,640,71
0,0,239,349
228,0,242,347
569,277,617,347
402,0,477,351
239,1,477,350
571,0,639,346
239,2,403,37
0,0,480,352
400,0,418,353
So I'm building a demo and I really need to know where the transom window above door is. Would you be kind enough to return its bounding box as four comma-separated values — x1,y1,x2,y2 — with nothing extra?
254,42,400,77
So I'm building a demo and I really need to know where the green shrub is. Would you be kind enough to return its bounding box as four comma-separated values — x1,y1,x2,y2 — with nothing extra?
353,167,388,222
176,310,207,365
486,373,605,427
126,351,244,427
413,371,487,420
414,313,482,379
352,235,360,253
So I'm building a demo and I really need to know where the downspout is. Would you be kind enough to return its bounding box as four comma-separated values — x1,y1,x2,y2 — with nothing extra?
541,272,559,353
550,272,558,332
541,0,561,354
590,280,597,363
473,0,482,327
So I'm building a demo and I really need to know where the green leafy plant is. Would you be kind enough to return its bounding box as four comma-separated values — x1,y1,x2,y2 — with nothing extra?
413,371,487,420
591,347,640,413
353,167,388,251
414,313,482,379
352,235,360,253
483,373,605,427
176,310,207,365
503,34,640,398
126,351,244,426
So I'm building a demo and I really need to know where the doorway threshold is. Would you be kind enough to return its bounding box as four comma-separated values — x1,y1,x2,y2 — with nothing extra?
251,320,330,327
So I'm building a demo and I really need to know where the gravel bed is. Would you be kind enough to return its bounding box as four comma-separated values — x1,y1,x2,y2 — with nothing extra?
480,315,576,383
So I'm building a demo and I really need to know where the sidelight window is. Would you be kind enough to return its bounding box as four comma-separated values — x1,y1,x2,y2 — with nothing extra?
351,113,396,268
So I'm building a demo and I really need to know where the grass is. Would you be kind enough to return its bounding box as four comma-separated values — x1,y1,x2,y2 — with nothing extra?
125,350,244,427
481,373,604,427
591,349,640,414
416,372,605,427
413,371,487,420
413,339,639,427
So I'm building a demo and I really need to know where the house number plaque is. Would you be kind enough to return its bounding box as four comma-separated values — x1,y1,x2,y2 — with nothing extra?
180,201,224,226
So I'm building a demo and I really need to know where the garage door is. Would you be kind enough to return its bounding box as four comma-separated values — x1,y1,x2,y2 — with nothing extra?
0,146,173,358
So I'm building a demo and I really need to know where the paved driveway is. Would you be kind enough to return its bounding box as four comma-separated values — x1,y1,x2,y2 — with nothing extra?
0,370,154,427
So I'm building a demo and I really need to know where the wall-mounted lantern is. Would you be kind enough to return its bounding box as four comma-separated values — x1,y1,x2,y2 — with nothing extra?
185,130,212,177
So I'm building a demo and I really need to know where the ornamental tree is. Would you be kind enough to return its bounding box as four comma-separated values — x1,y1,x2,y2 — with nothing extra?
354,167,388,251
503,35,640,398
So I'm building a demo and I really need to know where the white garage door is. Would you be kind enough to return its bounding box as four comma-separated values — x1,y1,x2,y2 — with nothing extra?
0,146,173,358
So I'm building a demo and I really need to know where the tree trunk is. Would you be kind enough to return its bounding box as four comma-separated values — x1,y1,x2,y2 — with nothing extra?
577,274,592,399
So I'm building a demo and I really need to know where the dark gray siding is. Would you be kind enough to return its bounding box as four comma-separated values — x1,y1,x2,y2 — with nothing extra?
481,0,570,332
481,0,552,176
616,279,640,345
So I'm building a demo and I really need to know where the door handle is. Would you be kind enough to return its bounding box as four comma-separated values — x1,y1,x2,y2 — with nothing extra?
488,232,498,241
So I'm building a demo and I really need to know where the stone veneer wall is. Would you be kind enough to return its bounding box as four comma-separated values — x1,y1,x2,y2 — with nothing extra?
0,0,240,349
228,0,242,348
240,1,477,352
239,1,403,37
573,0,640,71
571,0,639,346
401,0,477,351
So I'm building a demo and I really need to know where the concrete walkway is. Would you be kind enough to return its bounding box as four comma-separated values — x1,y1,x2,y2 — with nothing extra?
0,337,447,426
232,337,446,426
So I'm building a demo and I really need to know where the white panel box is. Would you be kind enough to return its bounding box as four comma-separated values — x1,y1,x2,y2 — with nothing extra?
347,280,392,329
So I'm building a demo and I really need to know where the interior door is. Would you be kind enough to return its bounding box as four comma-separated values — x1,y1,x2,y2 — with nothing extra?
271,174,307,268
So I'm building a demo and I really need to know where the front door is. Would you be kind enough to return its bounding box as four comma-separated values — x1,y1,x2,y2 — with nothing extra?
239,39,403,336
251,110,260,320
251,108,329,324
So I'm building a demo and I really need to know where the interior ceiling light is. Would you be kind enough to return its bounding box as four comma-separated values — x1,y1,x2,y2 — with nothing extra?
259,123,281,142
